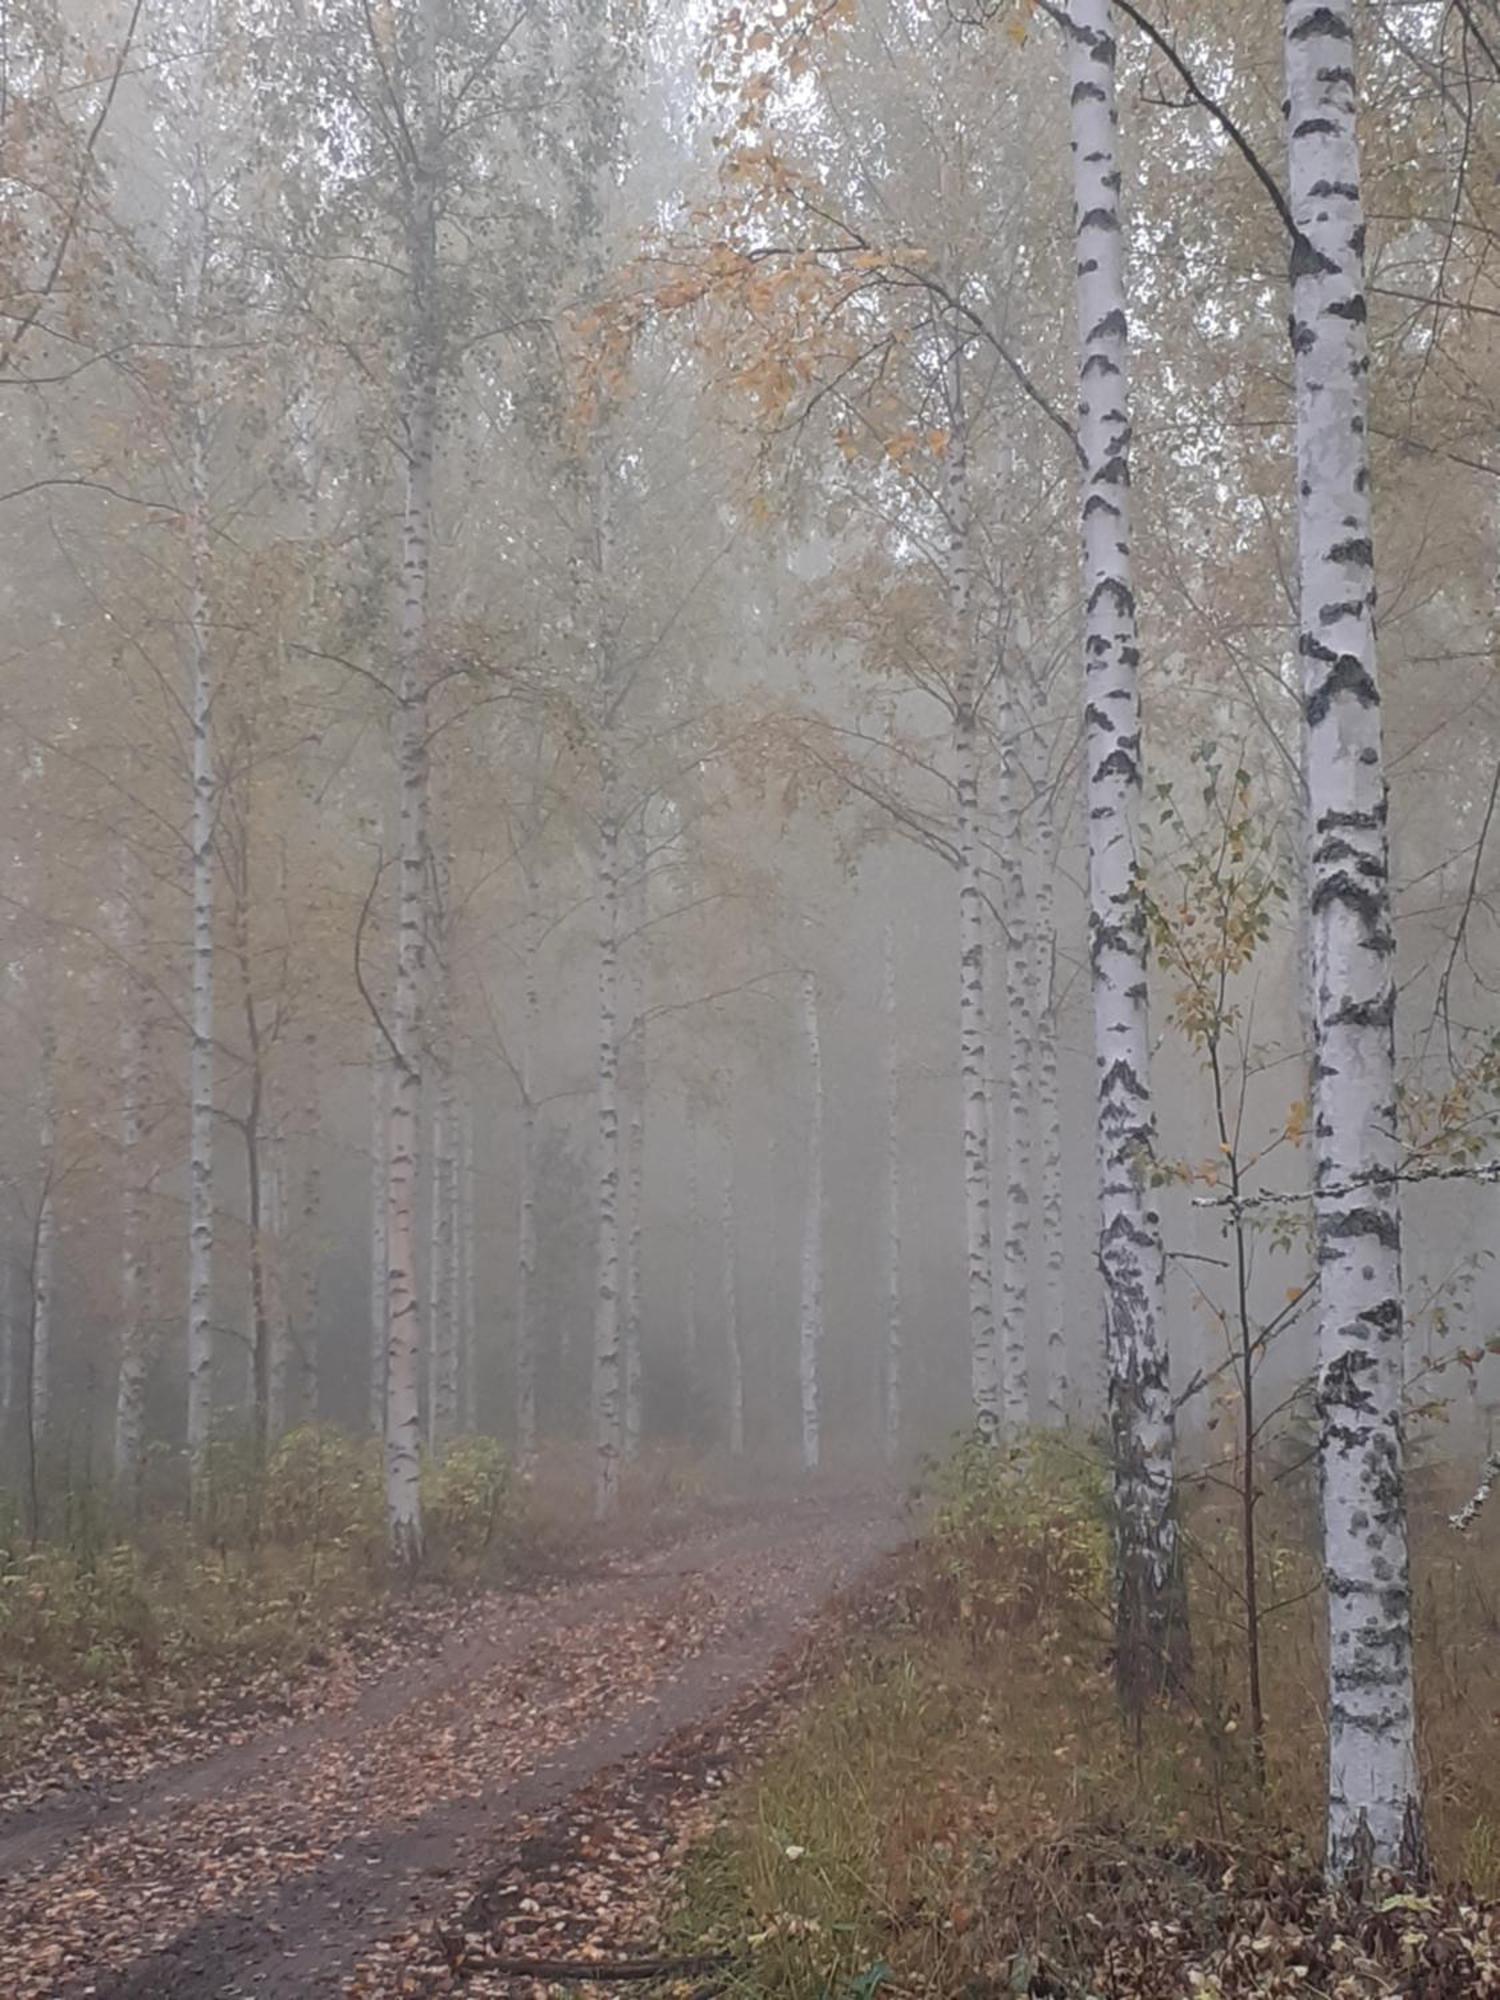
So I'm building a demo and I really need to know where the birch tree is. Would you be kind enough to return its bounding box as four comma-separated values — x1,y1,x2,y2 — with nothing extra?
1283,0,1423,1878
1065,0,1186,1699
798,969,824,1471
883,920,902,1461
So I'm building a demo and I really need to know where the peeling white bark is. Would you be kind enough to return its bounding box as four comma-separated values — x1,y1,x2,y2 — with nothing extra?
1284,0,1422,1877
1032,762,1069,1427
945,369,999,1438
998,677,1033,1434
384,0,438,1565
798,969,824,1472
1067,0,1184,1696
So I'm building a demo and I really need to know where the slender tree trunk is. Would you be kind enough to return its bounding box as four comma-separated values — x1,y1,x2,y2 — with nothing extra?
369,1054,388,1437
883,921,902,1463
1032,767,1069,1427
998,675,1033,1434
623,1098,644,1461
622,863,645,1463
185,362,215,1506
267,1136,292,1442
384,0,439,1565
945,368,1000,1439
1066,0,1186,1702
723,1131,743,1458
683,1104,700,1390
1,1259,15,1431
298,1088,322,1426
1284,0,1422,1879
593,771,623,1517
515,910,539,1465
32,1030,56,1452
798,969,824,1472
114,908,150,1509
459,1098,476,1432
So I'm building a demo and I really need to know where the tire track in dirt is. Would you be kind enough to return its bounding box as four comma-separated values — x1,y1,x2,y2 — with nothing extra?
0,1488,904,1998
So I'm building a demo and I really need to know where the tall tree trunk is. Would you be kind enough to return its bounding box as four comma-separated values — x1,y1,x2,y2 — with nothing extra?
114,906,150,1510
798,969,824,1472
515,904,539,1464
883,921,902,1463
298,1063,322,1427
1032,762,1069,1427
1066,0,1186,1702
593,765,623,1517
384,0,439,1565
266,1135,291,1442
1284,0,1422,1879
946,368,1000,1439
722,1129,744,1457
623,1096,644,1461
32,1028,56,1454
1,1259,15,1432
459,1097,476,1432
998,676,1033,1434
369,1054,388,1438
683,1103,700,1391
185,356,215,1506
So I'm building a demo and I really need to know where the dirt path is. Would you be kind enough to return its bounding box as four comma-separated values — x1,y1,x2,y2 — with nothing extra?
0,1487,905,1998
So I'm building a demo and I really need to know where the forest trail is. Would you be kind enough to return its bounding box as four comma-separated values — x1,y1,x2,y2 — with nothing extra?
0,1487,904,1998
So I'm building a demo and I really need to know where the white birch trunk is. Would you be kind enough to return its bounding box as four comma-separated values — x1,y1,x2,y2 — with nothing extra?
515,911,539,1465
32,1029,56,1448
369,1055,388,1437
946,370,1000,1439
722,1133,743,1457
683,1105,700,1385
798,969,824,1472
1067,0,1184,1697
114,901,150,1506
623,1097,644,1461
593,783,623,1516
266,1138,291,1440
883,922,902,1463
184,346,215,1500
998,678,1034,1434
0,1259,15,1426
384,0,438,1564
1284,0,1422,1877
1032,766,1070,1427
459,1098,476,1432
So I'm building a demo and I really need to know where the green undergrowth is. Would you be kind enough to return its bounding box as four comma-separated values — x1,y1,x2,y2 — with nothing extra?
0,1427,525,1774
666,1434,1500,1999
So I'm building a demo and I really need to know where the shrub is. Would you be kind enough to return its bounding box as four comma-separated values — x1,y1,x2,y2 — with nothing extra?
918,1429,1110,1647
423,1436,521,1577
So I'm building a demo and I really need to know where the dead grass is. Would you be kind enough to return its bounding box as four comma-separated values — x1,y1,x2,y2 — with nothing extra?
669,1437,1500,1998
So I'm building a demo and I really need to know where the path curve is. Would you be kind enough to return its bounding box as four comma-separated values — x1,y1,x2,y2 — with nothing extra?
0,1487,905,1998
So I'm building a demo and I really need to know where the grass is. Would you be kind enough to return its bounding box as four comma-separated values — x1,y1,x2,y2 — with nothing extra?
667,1433,1500,1999
0,1426,529,1776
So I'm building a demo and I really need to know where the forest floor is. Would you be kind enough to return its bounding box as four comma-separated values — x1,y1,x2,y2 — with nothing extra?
0,1482,906,1999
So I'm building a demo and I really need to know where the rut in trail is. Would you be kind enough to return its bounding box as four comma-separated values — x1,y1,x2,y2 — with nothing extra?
0,1490,903,2000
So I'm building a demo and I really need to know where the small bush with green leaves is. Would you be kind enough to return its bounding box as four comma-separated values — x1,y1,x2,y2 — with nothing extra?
422,1436,521,1576
918,1429,1110,1645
